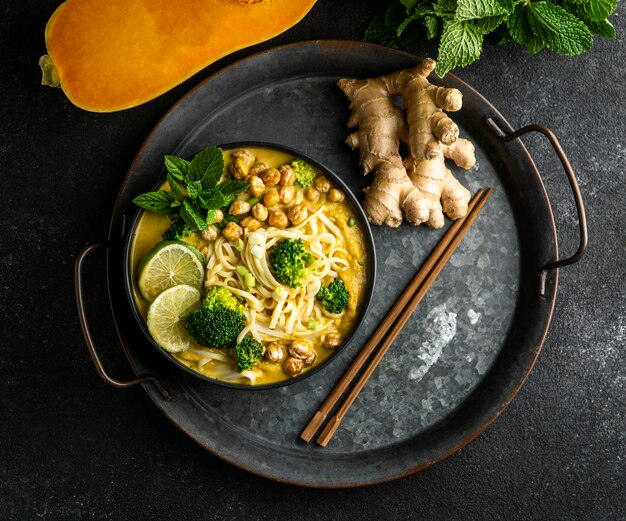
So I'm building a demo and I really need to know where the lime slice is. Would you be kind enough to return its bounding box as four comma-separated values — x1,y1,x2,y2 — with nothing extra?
138,241,205,301
147,284,201,353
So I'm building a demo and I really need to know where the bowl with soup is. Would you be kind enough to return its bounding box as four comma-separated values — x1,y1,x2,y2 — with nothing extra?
125,143,376,389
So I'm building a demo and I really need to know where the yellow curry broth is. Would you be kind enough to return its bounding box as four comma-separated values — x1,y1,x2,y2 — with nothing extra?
129,147,369,385
322,201,367,339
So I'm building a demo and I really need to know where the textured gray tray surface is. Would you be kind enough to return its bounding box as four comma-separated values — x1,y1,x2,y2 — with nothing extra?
112,42,554,486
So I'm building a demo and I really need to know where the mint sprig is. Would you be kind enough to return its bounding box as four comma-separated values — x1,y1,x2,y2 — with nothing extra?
132,146,249,232
364,0,617,76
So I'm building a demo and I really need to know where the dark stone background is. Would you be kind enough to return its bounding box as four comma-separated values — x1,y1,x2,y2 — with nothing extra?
1,1,624,519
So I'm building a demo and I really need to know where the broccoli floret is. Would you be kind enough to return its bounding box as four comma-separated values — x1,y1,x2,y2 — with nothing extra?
316,278,349,314
185,286,247,347
184,307,245,349
269,239,314,288
235,335,264,372
162,219,194,241
290,159,317,187
203,286,245,313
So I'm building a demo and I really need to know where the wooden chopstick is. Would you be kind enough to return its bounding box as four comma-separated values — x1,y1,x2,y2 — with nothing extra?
300,188,493,446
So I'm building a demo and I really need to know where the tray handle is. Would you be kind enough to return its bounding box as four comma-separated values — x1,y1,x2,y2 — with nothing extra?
485,117,588,295
75,241,171,401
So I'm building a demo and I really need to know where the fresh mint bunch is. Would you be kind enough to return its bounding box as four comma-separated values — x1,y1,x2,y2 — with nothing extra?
133,146,248,232
364,0,617,76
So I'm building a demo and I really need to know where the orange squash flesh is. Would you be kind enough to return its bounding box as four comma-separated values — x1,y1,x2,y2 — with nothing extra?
43,0,317,112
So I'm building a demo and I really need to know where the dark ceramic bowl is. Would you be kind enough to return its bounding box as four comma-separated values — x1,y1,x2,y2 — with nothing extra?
123,142,377,390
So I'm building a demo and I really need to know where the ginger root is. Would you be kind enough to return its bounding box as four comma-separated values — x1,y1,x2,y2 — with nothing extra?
338,58,476,228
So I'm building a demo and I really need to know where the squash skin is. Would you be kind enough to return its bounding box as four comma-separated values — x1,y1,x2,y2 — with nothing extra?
43,0,317,112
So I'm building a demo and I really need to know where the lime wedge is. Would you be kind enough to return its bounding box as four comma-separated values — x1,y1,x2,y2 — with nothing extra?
147,284,201,353
138,241,205,301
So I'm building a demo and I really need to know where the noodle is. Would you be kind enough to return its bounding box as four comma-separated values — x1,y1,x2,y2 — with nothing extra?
199,204,353,352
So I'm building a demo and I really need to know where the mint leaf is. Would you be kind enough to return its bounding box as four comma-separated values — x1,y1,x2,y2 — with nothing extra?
133,145,230,227
186,180,202,200
397,0,438,35
424,15,443,38
527,35,546,54
198,188,227,210
569,0,617,22
217,180,250,197
586,17,616,38
475,14,508,33
414,0,440,14
217,180,249,206
456,0,509,21
206,209,218,225
166,173,185,202
386,2,411,28
436,20,484,76
364,11,420,47
398,12,425,35
132,191,176,214
529,1,593,56
401,0,421,11
164,155,190,182
189,146,224,187
507,6,533,44
498,32,514,44
180,199,207,231
434,0,459,17
498,0,525,11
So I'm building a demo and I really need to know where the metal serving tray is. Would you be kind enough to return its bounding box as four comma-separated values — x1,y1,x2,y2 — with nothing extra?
76,41,586,487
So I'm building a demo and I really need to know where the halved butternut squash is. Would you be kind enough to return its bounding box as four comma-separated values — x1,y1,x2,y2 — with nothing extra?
40,0,317,112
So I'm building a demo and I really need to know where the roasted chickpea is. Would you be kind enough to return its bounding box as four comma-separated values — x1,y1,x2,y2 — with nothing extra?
314,175,332,193
304,187,320,202
263,189,280,207
268,210,289,229
229,199,251,216
264,342,284,363
249,162,268,177
213,209,224,223
283,357,304,376
222,222,243,241
241,216,262,231
323,332,342,350
279,165,296,186
288,204,308,226
279,185,295,205
200,225,219,242
303,352,317,367
251,203,268,221
248,175,265,197
328,188,345,202
230,158,250,180
288,339,313,360
260,167,281,187
231,149,255,166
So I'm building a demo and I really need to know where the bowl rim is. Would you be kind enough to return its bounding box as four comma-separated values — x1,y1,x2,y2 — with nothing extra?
123,141,378,390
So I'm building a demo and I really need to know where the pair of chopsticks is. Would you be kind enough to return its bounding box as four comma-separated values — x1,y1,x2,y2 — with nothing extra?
300,187,493,446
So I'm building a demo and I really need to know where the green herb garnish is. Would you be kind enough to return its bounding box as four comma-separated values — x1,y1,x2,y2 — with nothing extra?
364,0,616,77
133,146,249,232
